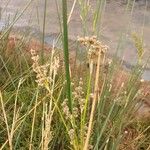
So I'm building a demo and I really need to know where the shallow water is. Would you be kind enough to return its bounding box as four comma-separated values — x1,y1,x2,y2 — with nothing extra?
0,0,150,80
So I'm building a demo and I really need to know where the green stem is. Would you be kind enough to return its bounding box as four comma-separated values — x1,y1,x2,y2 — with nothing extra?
41,0,47,64
62,0,72,112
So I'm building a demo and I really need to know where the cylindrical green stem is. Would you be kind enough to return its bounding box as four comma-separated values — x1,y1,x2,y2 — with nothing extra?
62,0,72,112
41,0,47,64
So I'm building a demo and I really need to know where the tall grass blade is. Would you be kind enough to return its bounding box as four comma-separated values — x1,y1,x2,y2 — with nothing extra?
62,0,72,112
41,0,47,64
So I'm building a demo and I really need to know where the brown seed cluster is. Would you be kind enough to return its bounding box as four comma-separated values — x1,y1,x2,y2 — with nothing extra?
61,78,85,119
78,36,108,63
72,78,85,113
30,49,59,87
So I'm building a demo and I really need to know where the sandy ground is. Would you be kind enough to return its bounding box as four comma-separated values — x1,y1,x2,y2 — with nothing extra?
0,0,150,79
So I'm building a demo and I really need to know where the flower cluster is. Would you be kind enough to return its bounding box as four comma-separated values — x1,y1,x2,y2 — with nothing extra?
62,78,85,121
78,36,108,62
61,99,71,120
68,128,75,141
30,49,59,87
72,78,85,113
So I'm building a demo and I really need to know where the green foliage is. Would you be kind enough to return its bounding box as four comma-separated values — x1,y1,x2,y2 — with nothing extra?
0,0,149,150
